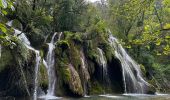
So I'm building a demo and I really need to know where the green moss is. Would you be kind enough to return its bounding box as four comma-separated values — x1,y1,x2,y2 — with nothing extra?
84,40,99,61
16,40,30,61
63,31,74,40
72,32,83,44
39,62,48,89
69,42,81,70
59,61,71,83
87,49,98,60
0,39,31,72
12,19,23,30
101,43,114,62
55,42,71,83
140,64,146,76
40,50,44,58
57,40,70,50
0,47,13,72
90,81,104,94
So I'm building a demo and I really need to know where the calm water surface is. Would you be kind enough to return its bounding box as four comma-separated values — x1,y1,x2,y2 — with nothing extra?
1,94,170,100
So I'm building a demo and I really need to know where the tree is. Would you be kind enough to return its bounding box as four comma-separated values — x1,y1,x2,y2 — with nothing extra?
0,0,16,46
53,0,87,32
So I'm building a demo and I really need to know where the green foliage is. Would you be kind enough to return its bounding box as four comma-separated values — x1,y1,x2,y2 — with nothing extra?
69,42,81,70
39,62,48,89
57,40,70,50
0,47,13,72
53,0,87,32
0,0,16,47
86,16,107,34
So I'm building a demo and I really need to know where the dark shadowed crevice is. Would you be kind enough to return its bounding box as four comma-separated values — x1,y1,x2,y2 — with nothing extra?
107,57,124,93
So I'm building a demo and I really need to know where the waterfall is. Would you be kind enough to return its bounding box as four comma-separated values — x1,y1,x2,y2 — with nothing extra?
58,32,62,41
40,32,62,99
14,29,30,45
80,51,90,97
33,50,41,100
108,34,149,93
14,29,41,100
97,48,109,93
46,32,57,96
97,48,107,74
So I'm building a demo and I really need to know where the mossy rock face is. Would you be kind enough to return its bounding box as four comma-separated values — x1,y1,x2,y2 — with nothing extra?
39,62,48,93
56,40,70,50
140,64,147,76
55,41,84,96
27,29,45,48
0,41,36,97
67,64,83,96
89,81,103,95
68,41,81,70
0,30,156,97
41,43,49,57
146,85,156,94
0,47,14,72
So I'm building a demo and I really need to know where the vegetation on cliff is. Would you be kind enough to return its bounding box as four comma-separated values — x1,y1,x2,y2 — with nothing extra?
0,0,170,98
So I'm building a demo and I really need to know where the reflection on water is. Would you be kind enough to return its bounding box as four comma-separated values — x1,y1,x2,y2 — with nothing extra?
1,94,170,100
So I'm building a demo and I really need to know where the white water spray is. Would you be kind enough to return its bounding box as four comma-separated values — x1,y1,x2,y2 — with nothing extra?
40,32,62,99
46,32,57,96
97,48,109,93
97,48,107,74
58,32,62,41
108,34,149,93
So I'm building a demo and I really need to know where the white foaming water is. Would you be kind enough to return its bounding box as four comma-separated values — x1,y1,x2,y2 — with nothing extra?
33,50,41,100
155,92,168,96
6,20,13,26
14,29,30,45
97,48,108,79
14,29,41,100
43,59,48,69
39,95,61,100
41,32,61,99
108,34,149,93
99,94,121,98
46,33,57,96
97,48,109,93
97,48,107,73
58,32,63,41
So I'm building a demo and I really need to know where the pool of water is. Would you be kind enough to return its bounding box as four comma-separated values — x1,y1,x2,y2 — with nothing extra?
1,93,170,100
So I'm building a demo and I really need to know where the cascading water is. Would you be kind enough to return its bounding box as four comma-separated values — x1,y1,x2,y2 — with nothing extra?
14,29,41,100
80,51,90,97
97,48,109,93
108,34,150,93
58,32,62,41
40,32,62,99
46,33,57,96
97,48,107,74
33,50,41,100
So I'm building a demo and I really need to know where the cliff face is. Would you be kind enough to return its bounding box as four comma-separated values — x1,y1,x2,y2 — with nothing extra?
0,40,35,97
0,31,156,98
53,31,124,96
